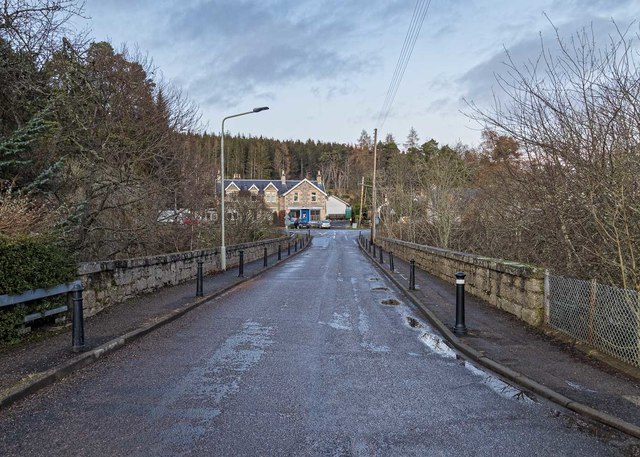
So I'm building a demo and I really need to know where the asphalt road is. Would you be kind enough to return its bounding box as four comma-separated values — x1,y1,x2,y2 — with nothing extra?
0,231,626,456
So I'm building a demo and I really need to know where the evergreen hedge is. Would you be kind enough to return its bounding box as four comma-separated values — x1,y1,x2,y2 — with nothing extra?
0,234,77,342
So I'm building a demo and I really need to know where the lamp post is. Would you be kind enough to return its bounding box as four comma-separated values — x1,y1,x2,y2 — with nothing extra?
371,127,378,244
220,106,269,270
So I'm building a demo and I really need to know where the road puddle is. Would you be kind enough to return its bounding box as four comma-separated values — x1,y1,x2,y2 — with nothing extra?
372,287,389,291
464,362,535,404
381,299,400,306
420,332,457,358
404,311,535,405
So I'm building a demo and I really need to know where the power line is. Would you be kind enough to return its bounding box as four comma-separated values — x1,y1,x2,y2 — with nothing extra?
376,0,432,129
377,0,424,127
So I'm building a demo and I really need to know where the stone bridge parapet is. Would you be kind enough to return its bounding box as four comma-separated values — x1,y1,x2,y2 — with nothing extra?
377,237,546,327
77,236,292,316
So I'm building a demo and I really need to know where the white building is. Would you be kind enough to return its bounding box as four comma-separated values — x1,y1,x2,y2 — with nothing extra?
326,195,352,219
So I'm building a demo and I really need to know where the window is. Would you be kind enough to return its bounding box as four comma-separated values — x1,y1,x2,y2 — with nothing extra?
265,192,276,203
310,209,321,221
293,192,299,202
311,192,317,202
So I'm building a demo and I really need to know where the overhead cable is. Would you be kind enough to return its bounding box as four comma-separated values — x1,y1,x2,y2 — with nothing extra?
376,0,432,129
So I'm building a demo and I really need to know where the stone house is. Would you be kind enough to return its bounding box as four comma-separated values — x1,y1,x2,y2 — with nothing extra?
223,171,328,224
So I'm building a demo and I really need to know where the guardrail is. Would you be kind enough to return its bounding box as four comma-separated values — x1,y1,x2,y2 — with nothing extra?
0,281,85,351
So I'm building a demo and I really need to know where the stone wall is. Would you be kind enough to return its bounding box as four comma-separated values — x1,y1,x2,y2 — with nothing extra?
377,237,546,326
78,236,294,317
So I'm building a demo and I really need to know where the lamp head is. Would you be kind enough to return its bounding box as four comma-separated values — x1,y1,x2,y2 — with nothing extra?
253,106,269,112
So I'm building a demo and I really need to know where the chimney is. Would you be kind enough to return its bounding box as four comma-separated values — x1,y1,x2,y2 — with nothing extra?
281,170,286,185
316,170,322,185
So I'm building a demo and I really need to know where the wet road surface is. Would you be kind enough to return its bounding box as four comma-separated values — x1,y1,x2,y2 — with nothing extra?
0,231,627,456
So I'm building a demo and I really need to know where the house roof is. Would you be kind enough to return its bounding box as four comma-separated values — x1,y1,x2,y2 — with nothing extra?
224,182,240,192
222,178,326,195
327,194,351,207
282,178,327,197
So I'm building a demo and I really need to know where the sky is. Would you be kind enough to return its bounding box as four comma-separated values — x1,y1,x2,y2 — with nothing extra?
75,0,640,148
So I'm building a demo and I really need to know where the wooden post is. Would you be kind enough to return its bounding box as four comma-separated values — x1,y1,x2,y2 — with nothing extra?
587,279,598,344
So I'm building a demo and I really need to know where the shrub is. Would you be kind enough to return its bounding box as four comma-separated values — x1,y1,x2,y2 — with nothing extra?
0,234,77,342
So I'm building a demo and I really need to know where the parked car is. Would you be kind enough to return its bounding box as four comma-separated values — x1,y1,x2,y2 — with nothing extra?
320,220,331,229
298,220,311,229
309,220,321,228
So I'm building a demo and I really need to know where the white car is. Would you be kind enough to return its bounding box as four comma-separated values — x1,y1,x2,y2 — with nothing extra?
320,220,331,229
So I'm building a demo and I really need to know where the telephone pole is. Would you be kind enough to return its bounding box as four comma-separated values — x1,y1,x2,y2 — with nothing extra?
370,128,378,243
358,176,365,228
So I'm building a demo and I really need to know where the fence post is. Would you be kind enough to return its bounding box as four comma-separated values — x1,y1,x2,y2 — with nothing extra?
288,242,291,256
587,278,598,345
453,272,467,336
196,259,204,297
295,239,298,252
263,246,268,267
409,260,416,290
373,243,376,257
379,245,383,263
544,269,550,324
238,250,244,278
389,251,394,272
278,244,282,261
71,283,85,352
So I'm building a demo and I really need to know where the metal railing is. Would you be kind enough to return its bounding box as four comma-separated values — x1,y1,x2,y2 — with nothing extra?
547,274,640,368
0,281,85,351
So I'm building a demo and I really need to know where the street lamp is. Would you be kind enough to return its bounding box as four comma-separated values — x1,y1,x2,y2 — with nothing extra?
220,106,269,270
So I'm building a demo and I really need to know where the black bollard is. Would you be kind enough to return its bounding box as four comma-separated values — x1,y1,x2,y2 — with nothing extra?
409,260,416,290
263,246,268,267
308,229,311,238
71,283,85,352
288,242,291,256
389,251,394,272
238,250,244,277
196,259,204,297
379,246,383,263
278,244,282,260
295,239,298,252
368,240,372,253
373,243,376,257
453,272,468,335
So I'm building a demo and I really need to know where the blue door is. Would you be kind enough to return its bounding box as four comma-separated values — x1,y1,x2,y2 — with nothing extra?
301,209,310,222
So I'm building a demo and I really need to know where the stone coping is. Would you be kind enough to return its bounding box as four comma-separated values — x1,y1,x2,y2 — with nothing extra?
78,235,291,275
379,237,545,279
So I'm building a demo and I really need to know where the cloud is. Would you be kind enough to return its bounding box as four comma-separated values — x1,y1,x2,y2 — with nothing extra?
458,16,637,107
158,0,410,107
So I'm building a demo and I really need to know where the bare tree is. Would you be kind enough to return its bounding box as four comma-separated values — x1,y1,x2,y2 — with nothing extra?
466,21,640,289
1,0,86,63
